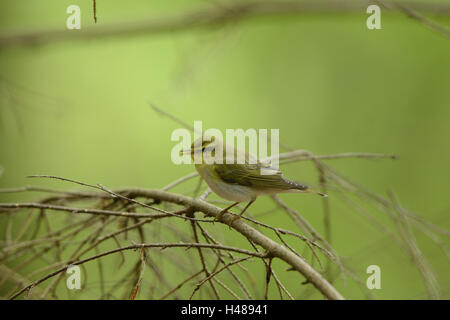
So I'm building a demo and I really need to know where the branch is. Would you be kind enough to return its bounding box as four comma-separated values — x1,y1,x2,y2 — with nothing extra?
6,186,345,300
123,189,345,299
0,202,169,219
0,0,448,48
377,0,450,38
9,242,266,300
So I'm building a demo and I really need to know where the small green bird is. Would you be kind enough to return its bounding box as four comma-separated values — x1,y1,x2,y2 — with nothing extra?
182,135,326,224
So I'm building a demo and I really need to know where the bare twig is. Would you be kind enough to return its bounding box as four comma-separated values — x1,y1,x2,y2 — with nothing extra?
93,0,97,23
190,257,252,299
159,270,203,300
9,242,266,300
129,248,147,299
6,183,344,300
388,191,441,299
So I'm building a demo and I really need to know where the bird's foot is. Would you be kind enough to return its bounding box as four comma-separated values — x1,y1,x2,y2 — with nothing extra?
213,209,237,225
213,209,227,222
226,214,241,228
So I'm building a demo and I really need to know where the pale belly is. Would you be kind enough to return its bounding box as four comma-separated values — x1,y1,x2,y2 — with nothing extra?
196,165,256,203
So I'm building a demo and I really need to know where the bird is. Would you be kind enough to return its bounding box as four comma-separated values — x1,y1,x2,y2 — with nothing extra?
181,135,326,225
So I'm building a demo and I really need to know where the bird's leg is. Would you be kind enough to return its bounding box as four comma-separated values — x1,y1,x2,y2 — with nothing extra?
214,202,240,222
228,200,255,225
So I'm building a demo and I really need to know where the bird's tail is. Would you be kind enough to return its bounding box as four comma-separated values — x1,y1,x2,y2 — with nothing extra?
303,187,328,197
287,180,328,197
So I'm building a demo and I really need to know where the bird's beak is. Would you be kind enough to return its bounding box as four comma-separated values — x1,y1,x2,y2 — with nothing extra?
180,149,191,156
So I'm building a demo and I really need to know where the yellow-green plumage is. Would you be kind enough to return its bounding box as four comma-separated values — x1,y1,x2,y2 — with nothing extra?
184,135,325,223
213,162,308,191
196,162,312,203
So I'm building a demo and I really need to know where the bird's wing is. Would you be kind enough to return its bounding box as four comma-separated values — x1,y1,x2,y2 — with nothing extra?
213,163,292,190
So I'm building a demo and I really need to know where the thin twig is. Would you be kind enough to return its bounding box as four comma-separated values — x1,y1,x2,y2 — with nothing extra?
9,242,265,300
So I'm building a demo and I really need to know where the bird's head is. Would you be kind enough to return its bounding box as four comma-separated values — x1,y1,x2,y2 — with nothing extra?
180,135,222,161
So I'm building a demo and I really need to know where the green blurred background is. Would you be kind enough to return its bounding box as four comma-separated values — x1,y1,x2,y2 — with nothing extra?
0,0,449,299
